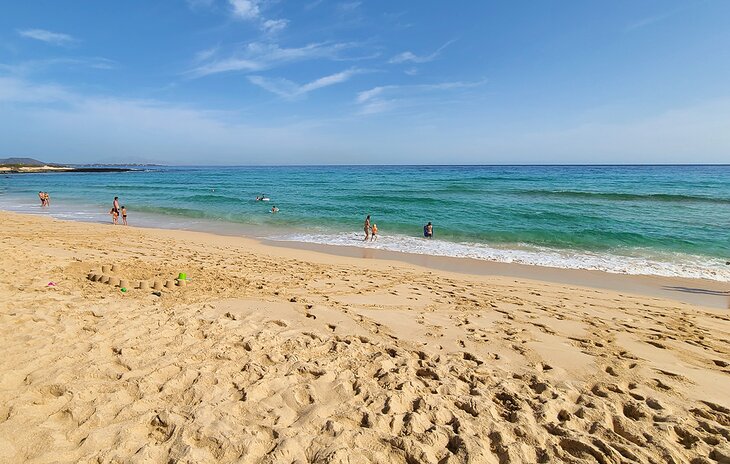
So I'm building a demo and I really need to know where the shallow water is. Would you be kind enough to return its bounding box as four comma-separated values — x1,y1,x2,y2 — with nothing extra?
1,165,728,280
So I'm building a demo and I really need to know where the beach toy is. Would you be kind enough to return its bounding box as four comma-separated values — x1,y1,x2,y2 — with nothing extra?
176,279,187,287
111,264,119,272
152,281,163,291
47,282,56,287
138,281,149,290
177,273,187,281
165,280,176,289
102,265,111,273
119,279,129,289
108,277,121,287
120,287,127,293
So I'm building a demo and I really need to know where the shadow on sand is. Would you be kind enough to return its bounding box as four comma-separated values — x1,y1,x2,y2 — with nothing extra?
662,286,730,297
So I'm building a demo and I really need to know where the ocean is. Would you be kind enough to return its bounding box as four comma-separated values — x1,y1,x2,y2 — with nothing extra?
1,165,729,281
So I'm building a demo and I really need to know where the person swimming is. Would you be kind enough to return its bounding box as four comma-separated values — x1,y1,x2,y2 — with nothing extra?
271,205,279,213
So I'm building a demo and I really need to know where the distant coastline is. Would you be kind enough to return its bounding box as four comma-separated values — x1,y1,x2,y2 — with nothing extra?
0,165,136,174
0,157,142,174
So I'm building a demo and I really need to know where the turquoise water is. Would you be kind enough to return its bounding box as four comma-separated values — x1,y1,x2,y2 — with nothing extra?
1,165,729,280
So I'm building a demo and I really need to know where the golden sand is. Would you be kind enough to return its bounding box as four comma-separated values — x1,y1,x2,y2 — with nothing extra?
0,211,728,463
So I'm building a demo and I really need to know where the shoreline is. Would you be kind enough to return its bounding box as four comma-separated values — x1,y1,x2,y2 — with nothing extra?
3,209,727,309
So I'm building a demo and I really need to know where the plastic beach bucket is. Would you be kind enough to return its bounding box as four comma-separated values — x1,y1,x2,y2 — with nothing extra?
177,273,187,280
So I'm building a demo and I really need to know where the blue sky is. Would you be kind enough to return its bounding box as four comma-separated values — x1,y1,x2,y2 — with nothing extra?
1,0,729,164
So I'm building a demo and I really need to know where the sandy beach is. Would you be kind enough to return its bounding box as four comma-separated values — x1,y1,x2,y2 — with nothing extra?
0,210,728,463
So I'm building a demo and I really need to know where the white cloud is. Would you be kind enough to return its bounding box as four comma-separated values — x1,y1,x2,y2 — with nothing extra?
0,77,73,103
249,68,361,99
389,39,455,64
189,57,263,76
17,29,76,46
0,76,349,164
337,1,361,12
188,42,354,78
194,46,219,63
262,19,289,34
1,77,729,165
355,80,485,114
230,0,260,19
356,86,390,104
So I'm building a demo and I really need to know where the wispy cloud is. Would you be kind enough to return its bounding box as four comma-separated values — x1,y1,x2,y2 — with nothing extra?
337,1,362,13
0,76,349,164
262,19,289,34
230,0,260,19
194,46,219,63
389,39,455,64
355,80,485,114
17,29,76,46
188,42,356,78
625,3,703,32
249,68,361,99
304,0,324,10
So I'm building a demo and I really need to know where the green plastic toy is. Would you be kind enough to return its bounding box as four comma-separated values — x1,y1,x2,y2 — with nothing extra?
120,287,127,293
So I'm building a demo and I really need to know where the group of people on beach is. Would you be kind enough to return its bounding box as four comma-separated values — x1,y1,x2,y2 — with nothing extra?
109,196,128,226
38,191,51,207
363,216,433,241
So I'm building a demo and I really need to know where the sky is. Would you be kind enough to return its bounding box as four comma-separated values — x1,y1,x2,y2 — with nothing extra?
1,0,729,165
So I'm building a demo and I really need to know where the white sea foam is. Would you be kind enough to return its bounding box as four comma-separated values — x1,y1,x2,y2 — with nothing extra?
271,232,730,282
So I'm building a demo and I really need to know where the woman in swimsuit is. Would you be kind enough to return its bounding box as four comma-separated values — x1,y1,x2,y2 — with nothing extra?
364,215,371,241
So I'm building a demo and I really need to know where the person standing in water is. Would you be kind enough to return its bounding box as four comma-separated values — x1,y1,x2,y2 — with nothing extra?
371,223,378,241
364,215,371,241
113,196,120,214
424,221,433,239
121,206,128,225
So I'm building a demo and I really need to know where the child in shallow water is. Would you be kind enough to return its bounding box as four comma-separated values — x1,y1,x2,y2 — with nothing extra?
371,223,378,241
110,208,119,225
121,206,127,225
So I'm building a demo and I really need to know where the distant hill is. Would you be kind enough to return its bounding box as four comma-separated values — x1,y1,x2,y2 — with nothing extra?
0,157,55,166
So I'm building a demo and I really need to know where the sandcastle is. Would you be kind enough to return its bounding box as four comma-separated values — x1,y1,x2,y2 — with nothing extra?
86,265,189,292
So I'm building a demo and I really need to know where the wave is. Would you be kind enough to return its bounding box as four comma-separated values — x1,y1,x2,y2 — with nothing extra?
515,189,730,204
271,232,730,282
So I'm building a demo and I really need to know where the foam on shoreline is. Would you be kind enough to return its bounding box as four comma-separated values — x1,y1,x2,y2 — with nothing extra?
270,232,730,282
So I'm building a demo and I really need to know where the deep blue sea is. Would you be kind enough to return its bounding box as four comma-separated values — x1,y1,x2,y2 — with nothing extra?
1,165,729,281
